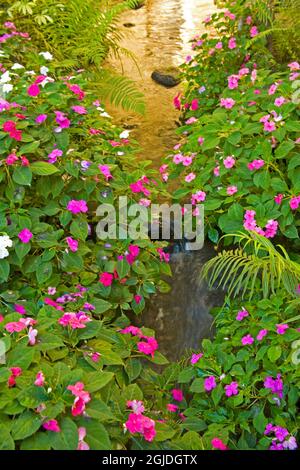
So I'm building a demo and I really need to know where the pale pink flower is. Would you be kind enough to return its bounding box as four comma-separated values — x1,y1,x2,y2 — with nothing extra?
35,371,45,387
28,326,38,345
268,84,278,95
66,237,78,252
185,172,196,183
223,156,235,168
288,61,300,71
250,26,258,37
264,121,276,132
127,400,145,414
77,427,89,451
71,105,87,114
274,97,285,107
257,329,268,341
228,37,236,49
227,185,237,195
220,98,235,109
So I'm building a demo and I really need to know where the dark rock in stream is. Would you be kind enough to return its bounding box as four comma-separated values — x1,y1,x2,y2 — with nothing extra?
151,71,181,88
123,23,136,28
134,244,224,362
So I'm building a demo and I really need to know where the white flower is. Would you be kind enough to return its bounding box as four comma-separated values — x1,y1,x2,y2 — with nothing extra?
2,83,13,94
117,152,125,156
40,65,49,76
100,111,111,118
11,63,24,70
40,76,54,88
0,235,12,248
0,71,11,83
119,130,130,139
39,51,53,61
0,246,9,259
25,70,36,75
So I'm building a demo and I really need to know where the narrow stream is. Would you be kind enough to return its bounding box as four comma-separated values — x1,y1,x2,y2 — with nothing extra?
108,0,223,361
107,0,218,165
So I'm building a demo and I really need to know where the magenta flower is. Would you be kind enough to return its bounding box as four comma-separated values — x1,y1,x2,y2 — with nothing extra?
58,312,91,330
223,156,235,168
225,381,239,397
185,172,196,183
211,438,228,450
257,329,268,341
67,199,88,214
43,419,60,433
236,308,249,321
204,376,217,392
71,105,87,114
48,148,63,163
264,374,283,399
99,164,112,181
274,97,285,107
99,272,114,287
265,220,278,239
250,26,258,37
191,190,206,204
137,337,158,358
28,326,38,345
228,74,239,89
167,403,178,412
190,99,199,111
14,304,26,315
227,185,237,196
77,427,89,451
274,194,283,205
290,196,300,210
264,121,276,132
27,83,40,97
91,352,101,363
247,159,264,171
125,413,156,442
276,324,289,335
228,37,236,49
191,352,203,364
35,114,47,124
198,137,204,145
127,400,145,414
35,371,45,387
171,389,184,402
241,334,254,345
288,61,300,71
54,111,70,129
66,237,78,252
220,98,235,109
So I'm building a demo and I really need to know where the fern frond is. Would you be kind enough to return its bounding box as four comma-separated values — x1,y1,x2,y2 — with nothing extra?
201,232,300,299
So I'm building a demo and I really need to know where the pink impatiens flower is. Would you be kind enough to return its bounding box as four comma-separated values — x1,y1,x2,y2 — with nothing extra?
67,199,88,214
27,83,40,97
127,400,145,415
43,419,60,433
171,389,184,402
66,237,78,252
276,324,289,335
236,308,249,321
167,404,178,412
125,413,156,442
264,374,283,399
264,121,276,132
204,376,217,392
35,114,47,124
220,98,235,109
211,438,228,450
137,336,158,358
72,105,87,114
225,381,239,397
8,367,22,388
58,312,91,329
247,159,264,171
185,172,196,183
67,382,91,416
54,110,70,129
18,228,33,244
14,304,26,315
241,334,254,345
274,97,285,107
28,326,38,345
228,37,236,49
77,427,90,451
191,352,203,364
250,26,258,37
227,185,237,196
257,329,268,341
99,164,113,181
99,272,114,287
290,196,300,210
228,74,239,89
274,194,284,205
223,156,235,169
34,371,45,387
288,61,300,71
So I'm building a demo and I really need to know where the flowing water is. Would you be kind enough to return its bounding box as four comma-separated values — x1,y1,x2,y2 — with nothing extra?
107,0,218,165
107,0,224,361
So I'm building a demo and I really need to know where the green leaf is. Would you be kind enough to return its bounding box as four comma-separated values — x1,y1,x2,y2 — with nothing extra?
70,219,88,241
19,140,40,154
12,167,32,186
84,421,111,450
267,345,282,362
85,371,114,392
212,384,223,406
253,409,268,434
0,259,10,281
31,162,59,175
20,432,51,450
37,333,64,352
117,258,130,278
36,261,53,284
92,298,112,315
208,228,219,244
0,424,15,450
11,411,42,440
50,417,78,450
7,345,35,370
275,141,295,159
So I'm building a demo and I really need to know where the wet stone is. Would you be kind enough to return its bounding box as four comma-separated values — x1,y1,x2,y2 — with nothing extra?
151,70,181,88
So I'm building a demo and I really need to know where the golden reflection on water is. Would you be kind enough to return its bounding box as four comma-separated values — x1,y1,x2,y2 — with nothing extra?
106,0,217,165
